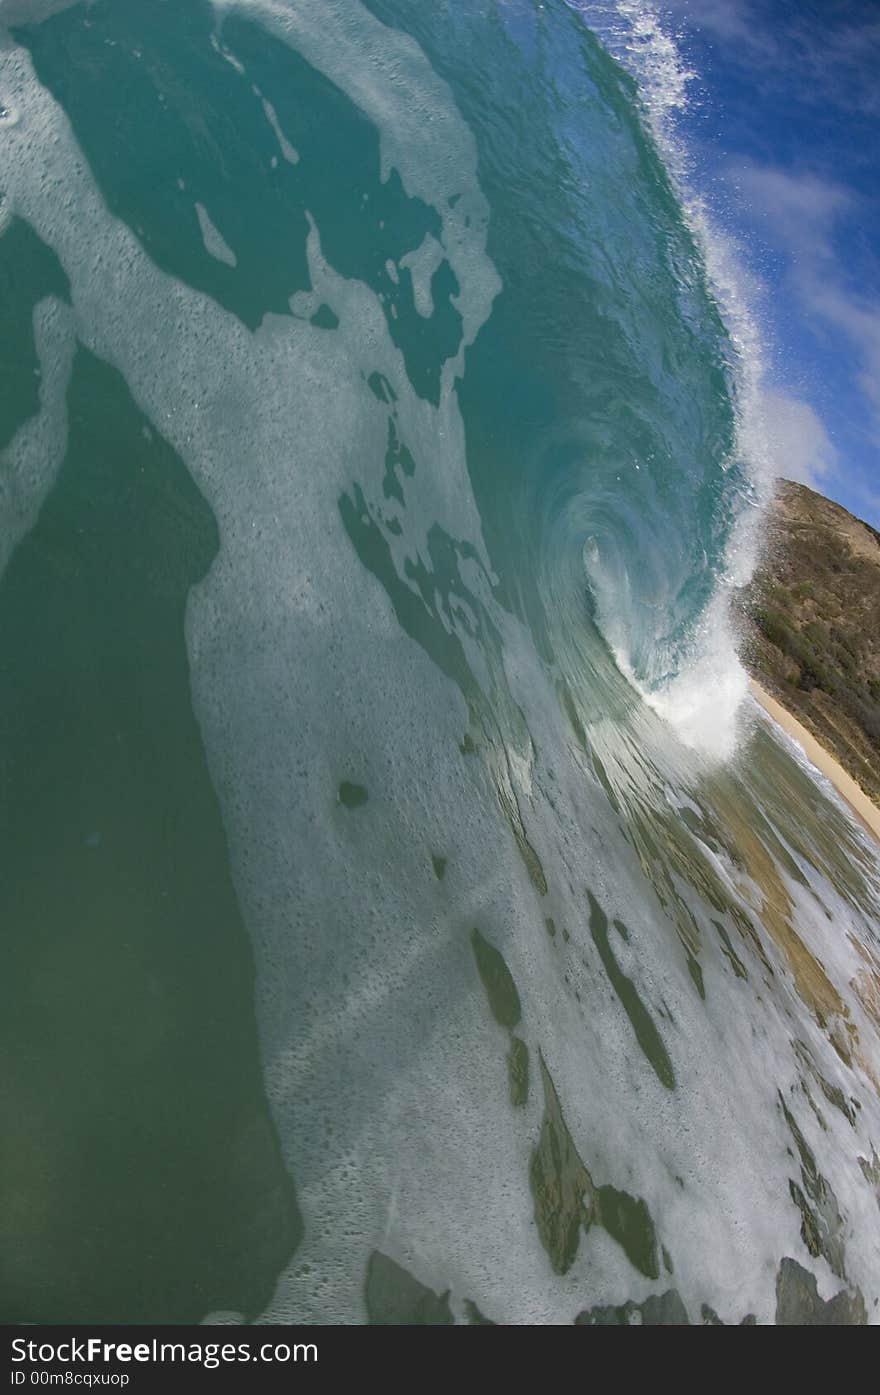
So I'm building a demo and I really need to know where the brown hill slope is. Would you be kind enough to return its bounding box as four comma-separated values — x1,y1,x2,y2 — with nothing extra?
737,479,880,806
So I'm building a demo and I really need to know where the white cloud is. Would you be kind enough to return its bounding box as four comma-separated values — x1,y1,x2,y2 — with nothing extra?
729,161,880,449
731,162,851,260
654,5,879,520
756,389,838,490
662,0,765,49
806,285,880,437
661,0,880,116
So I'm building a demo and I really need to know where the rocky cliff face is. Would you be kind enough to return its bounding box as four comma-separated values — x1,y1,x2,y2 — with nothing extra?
738,479,880,806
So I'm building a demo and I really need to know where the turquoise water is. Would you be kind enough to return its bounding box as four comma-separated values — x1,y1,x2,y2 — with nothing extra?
1,0,879,1324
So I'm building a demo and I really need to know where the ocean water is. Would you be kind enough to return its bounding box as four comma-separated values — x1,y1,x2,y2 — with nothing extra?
1,0,879,1326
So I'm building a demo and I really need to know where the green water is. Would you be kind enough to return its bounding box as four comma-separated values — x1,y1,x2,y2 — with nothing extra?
0,340,299,1321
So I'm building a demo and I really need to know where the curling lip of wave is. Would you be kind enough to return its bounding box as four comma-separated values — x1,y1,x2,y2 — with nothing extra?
564,0,773,761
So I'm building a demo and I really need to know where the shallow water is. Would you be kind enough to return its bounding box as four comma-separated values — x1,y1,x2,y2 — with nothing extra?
1,0,878,1325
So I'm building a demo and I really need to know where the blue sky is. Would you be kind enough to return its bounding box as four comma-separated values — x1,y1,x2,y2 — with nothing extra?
654,0,880,527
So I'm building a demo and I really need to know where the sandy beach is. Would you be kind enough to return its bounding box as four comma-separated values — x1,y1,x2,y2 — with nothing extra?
750,679,880,845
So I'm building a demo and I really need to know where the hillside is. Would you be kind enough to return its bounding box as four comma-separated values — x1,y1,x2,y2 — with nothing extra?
738,479,880,807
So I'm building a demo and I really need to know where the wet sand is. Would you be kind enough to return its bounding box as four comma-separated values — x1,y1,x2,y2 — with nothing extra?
750,679,880,846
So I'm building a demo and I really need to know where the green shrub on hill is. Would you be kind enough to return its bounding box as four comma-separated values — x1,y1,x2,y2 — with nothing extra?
738,480,880,804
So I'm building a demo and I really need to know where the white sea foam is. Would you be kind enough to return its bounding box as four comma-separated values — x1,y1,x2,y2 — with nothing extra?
258,91,299,165
619,594,752,763
0,0,80,23
195,201,238,267
0,296,75,578
399,233,444,319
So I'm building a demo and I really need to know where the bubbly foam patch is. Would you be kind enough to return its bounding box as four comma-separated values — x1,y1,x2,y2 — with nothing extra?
195,201,237,268
257,90,299,165
211,0,501,352
399,234,444,319
0,0,81,24
623,604,751,763
0,296,74,578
